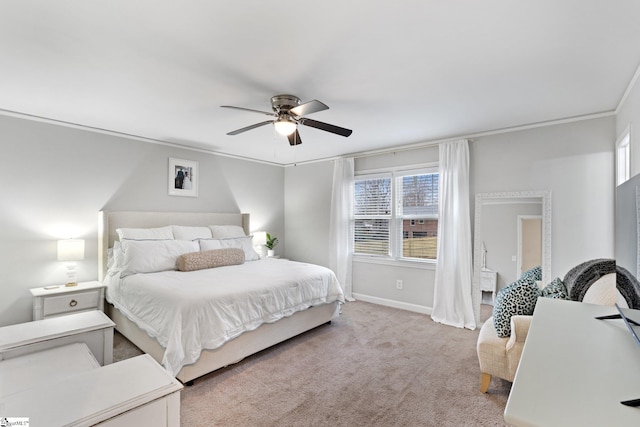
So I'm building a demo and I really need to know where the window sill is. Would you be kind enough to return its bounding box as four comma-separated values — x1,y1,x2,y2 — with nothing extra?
352,255,436,270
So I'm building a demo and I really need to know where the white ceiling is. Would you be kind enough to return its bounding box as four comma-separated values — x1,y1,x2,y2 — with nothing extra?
1,1,640,166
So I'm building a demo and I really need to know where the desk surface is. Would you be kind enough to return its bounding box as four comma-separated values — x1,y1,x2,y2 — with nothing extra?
504,298,640,426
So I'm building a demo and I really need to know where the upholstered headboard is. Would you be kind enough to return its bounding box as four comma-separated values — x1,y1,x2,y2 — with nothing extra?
98,211,250,282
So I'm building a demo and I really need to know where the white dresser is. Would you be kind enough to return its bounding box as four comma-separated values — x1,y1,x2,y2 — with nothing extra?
0,312,181,426
0,310,114,365
0,351,182,426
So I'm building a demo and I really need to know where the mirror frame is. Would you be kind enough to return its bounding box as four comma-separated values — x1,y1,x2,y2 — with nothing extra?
472,190,552,324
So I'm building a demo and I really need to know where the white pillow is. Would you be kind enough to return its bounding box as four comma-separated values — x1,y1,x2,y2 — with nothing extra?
200,237,259,261
582,273,619,306
120,240,199,277
108,241,124,270
116,226,174,241
172,225,212,241
209,225,246,239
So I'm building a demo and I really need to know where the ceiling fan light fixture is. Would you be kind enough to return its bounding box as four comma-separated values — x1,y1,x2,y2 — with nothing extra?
274,118,297,136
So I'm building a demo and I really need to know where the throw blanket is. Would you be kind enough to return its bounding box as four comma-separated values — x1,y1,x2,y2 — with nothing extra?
563,258,640,309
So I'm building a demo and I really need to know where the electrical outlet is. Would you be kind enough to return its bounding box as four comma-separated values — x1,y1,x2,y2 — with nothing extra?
396,279,403,290
511,255,517,262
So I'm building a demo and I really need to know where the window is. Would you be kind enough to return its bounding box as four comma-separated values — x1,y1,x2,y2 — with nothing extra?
617,130,630,186
354,167,439,261
354,174,391,256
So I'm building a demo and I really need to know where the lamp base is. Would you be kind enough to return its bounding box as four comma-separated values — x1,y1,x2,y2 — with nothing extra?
65,282,78,287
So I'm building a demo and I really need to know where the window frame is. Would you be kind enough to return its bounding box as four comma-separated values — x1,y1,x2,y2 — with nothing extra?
617,127,631,186
353,163,439,266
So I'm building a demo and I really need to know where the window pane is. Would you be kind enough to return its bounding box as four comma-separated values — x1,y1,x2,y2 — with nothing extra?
355,178,392,215
402,219,438,259
354,219,389,255
401,174,438,216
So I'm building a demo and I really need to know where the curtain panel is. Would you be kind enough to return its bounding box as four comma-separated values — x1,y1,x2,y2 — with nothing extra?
431,140,476,329
329,157,355,300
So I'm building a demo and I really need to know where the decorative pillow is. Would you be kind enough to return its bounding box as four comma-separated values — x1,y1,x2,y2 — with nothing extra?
209,225,246,239
493,279,541,338
116,226,174,241
177,248,245,272
582,273,617,306
199,237,260,261
172,225,212,241
120,240,199,277
519,265,542,284
542,277,570,300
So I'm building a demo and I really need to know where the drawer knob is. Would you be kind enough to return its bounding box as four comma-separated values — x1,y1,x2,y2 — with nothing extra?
69,299,78,307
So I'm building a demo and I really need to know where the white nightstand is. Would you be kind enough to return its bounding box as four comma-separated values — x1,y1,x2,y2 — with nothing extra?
480,269,498,303
30,280,106,321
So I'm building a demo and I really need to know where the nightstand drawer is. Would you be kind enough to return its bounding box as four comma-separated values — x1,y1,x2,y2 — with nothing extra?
42,290,100,317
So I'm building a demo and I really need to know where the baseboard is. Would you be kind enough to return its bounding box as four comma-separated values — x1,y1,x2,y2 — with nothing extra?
351,293,432,315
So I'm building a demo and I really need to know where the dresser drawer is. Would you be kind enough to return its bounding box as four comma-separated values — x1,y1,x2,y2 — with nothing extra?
42,290,100,317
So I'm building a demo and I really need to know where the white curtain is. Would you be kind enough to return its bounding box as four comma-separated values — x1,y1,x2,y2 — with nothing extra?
329,157,355,301
431,140,476,329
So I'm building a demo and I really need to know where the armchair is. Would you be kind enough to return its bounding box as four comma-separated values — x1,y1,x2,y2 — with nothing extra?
477,315,532,393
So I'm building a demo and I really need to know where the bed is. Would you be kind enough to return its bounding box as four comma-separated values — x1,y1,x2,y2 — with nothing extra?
98,211,344,384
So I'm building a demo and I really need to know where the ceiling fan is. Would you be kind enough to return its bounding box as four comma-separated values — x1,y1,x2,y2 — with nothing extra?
221,94,352,146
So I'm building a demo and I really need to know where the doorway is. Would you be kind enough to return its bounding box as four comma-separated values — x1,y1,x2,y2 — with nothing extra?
517,215,542,277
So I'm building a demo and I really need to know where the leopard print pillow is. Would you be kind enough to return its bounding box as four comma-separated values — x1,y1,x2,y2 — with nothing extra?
542,277,570,300
493,279,541,337
177,248,245,272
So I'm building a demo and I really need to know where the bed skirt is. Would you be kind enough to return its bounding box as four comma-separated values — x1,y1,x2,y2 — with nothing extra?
106,301,340,383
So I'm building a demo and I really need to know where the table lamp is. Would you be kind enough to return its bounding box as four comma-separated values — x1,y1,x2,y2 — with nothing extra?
57,238,85,286
252,231,267,258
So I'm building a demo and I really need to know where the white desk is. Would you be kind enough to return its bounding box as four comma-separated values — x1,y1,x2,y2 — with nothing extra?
504,298,640,426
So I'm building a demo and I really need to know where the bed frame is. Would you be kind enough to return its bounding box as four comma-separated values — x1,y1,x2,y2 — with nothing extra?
98,211,340,384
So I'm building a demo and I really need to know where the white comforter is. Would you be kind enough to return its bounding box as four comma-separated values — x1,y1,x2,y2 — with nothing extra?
104,258,345,375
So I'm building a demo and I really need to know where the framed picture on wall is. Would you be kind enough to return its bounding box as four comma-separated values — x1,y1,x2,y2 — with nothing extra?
168,157,198,197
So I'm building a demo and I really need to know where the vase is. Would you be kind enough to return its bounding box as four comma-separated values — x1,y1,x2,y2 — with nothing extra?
267,249,275,257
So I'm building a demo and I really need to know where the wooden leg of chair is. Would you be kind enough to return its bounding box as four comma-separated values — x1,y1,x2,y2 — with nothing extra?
480,373,491,393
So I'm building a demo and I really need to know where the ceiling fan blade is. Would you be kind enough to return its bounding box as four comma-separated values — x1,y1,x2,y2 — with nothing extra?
299,118,352,137
289,99,329,117
287,130,302,146
221,105,276,117
227,120,273,135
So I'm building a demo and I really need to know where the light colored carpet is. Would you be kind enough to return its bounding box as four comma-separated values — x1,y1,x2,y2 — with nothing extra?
113,302,510,426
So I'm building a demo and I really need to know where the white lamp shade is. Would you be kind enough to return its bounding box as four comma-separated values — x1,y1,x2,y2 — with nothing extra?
252,231,267,246
57,239,85,261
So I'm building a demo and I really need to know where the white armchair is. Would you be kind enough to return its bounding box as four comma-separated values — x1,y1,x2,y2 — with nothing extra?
477,315,532,393
477,269,627,393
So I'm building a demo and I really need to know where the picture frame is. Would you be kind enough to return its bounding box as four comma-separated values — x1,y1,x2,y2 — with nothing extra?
168,157,198,197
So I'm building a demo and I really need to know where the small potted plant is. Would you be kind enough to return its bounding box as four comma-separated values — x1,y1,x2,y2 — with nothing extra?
265,233,278,257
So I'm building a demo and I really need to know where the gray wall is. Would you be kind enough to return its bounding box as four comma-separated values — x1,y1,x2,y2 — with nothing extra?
0,115,284,326
471,117,616,281
284,116,616,313
283,161,333,267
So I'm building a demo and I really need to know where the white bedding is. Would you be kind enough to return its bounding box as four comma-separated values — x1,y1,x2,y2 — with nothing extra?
104,258,344,375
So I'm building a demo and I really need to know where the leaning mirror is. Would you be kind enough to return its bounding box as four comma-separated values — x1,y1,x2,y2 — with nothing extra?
472,190,552,324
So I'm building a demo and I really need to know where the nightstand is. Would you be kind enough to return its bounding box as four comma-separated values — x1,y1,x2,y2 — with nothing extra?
480,269,498,303
30,280,106,321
